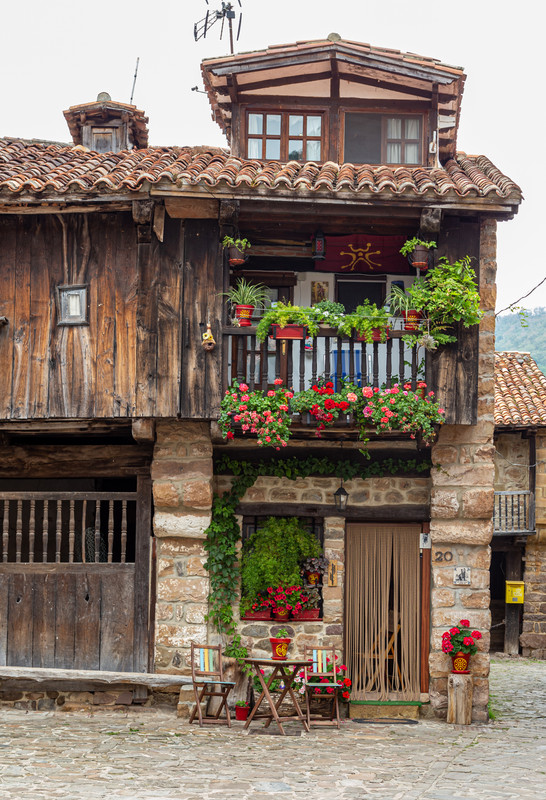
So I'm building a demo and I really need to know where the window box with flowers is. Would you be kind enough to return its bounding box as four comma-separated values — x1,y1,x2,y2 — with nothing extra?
357,383,445,445
291,586,322,620
289,379,359,437
219,379,294,449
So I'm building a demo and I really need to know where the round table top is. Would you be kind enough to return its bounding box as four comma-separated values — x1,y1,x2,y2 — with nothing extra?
243,657,312,667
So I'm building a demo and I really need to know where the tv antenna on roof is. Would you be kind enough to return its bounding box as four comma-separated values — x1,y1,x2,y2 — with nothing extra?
194,1,242,55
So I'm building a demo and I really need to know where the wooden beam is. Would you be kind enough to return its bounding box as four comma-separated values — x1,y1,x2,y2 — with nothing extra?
239,71,332,93
0,665,191,688
132,419,156,443
236,502,429,520
164,197,219,220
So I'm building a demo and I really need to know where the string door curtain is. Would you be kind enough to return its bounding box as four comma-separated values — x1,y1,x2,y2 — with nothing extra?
346,524,421,701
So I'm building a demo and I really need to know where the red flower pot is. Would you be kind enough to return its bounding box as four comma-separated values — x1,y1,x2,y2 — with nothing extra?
242,608,271,620
235,304,254,327
409,245,431,270
305,571,321,586
269,637,291,660
402,310,422,331
227,245,246,266
451,652,471,674
235,705,250,721
271,324,307,340
273,609,290,622
355,327,390,343
292,608,321,621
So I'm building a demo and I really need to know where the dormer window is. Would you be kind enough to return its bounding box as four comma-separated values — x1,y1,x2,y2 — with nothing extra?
344,114,422,165
246,112,323,161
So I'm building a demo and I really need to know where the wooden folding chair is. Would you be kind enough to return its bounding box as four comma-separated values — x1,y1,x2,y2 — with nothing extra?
188,642,236,727
303,645,342,729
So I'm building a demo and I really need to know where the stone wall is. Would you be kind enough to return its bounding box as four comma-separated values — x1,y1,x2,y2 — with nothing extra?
494,433,529,492
521,431,546,657
428,218,497,722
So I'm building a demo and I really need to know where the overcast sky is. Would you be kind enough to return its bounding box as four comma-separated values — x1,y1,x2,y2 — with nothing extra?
1,0,543,313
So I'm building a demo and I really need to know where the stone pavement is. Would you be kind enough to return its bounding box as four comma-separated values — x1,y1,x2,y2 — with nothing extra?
0,657,544,799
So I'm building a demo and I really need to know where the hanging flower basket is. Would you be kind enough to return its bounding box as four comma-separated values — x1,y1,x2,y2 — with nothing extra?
409,244,432,270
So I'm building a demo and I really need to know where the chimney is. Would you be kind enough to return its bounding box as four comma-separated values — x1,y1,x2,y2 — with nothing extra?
63,92,149,153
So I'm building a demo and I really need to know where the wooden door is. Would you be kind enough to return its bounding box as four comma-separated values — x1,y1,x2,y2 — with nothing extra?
345,523,428,701
0,476,151,672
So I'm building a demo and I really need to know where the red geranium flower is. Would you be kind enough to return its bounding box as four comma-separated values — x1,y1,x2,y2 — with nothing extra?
459,619,470,628
472,630,482,640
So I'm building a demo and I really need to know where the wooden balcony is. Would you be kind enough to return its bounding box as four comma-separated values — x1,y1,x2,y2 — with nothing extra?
222,326,426,395
493,491,535,536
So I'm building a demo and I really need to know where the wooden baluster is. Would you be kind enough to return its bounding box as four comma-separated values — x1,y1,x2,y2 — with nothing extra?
411,344,418,389
275,341,281,382
299,338,305,392
311,334,318,387
386,338,392,388
94,500,101,563
399,339,405,385
348,338,355,384
2,500,9,562
260,340,268,390
236,338,244,382
324,336,331,379
360,343,367,385
287,339,293,388
55,500,62,562
373,342,379,388
29,499,36,563
336,336,342,387
42,500,49,562
108,500,114,563
15,500,22,563
249,334,256,391
504,495,508,532
68,500,75,564
81,499,87,563
121,500,128,564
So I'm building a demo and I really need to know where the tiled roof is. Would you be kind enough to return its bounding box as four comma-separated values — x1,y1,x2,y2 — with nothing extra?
495,352,546,427
0,139,522,203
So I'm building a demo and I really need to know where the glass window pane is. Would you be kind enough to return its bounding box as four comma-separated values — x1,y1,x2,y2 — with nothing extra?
289,115,304,136
248,138,262,159
307,116,322,136
307,140,321,161
387,143,402,163
344,113,381,163
405,119,420,139
288,140,304,160
67,293,81,316
404,143,420,164
266,115,281,135
248,114,263,135
387,118,402,139
265,139,281,159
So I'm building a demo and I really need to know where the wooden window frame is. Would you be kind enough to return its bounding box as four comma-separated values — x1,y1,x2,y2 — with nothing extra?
342,111,425,166
245,110,325,162
56,284,89,326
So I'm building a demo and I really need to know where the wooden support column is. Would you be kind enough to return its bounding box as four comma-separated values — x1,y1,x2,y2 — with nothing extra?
504,548,522,655
447,673,473,725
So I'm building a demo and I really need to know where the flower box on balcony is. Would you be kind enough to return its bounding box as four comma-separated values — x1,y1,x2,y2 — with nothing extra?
271,324,307,340
356,326,390,343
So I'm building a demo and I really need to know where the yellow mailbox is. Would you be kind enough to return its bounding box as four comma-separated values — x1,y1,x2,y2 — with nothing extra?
505,580,524,604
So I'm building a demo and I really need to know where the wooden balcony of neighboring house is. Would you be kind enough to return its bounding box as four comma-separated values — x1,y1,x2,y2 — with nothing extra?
493,491,536,536
221,324,429,440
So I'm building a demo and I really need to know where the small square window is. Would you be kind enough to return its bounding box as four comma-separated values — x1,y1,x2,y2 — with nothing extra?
56,285,88,326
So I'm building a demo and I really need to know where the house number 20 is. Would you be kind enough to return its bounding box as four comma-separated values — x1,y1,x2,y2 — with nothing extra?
434,550,453,562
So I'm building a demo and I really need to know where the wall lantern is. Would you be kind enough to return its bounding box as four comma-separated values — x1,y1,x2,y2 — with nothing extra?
311,229,326,260
334,480,349,512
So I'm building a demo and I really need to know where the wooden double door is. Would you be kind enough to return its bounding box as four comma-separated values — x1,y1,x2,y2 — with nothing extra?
0,476,151,672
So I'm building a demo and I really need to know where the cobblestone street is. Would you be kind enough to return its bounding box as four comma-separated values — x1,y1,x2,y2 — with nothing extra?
0,657,544,799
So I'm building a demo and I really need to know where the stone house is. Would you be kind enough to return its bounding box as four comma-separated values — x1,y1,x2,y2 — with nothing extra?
0,36,522,721
493,351,546,658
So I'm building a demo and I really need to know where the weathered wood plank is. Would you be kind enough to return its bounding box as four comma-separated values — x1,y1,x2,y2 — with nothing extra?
0,665,191,686
154,216,183,417
134,476,151,672
7,573,33,666
165,197,219,219
32,572,56,668
0,444,152,479
447,673,473,725
0,219,16,418
237,503,429,520
135,222,158,417
100,569,135,672
54,573,76,668
74,572,101,670
0,573,8,664
11,217,32,419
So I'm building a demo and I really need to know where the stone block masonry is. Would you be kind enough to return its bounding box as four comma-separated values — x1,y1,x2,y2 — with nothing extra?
521,431,546,658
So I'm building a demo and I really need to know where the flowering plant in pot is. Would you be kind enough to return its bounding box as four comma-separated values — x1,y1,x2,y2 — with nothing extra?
264,585,306,621
291,586,322,620
240,593,271,620
290,379,359,437
269,627,292,660
358,384,445,445
301,555,329,586
295,657,352,701
222,235,251,266
256,302,320,342
441,619,482,673
235,700,250,721
219,379,293,449
222,278,269,327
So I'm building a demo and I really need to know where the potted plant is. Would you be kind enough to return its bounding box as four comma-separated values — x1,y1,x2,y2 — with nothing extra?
222,278,269,327
295,659,352,701
264,585,306,621
240,594,271,620
291,586,322,620
358,383,445,445
235,700,250,720
289,379,359,437
386,284,423,331
301,555,329,586
219,379,294,449
269,627,291,660
441,619,482,673
256,302,320,342
399,238,437,270
336,300,390,343
222,235,251,266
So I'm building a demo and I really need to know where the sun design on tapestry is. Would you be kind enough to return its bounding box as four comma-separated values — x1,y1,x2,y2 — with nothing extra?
339,243,382,271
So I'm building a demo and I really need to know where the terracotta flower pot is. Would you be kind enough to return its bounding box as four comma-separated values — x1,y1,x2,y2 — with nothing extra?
451,652,471,674
235,705,250,721
402,310,422,331
235,304,254,327
292,608,321,621
273,609,290,622
242,608,271,620
269,636,291,660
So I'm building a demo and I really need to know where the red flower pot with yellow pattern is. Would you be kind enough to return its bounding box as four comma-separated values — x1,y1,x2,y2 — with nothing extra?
451,652,471,674
270,632,291,660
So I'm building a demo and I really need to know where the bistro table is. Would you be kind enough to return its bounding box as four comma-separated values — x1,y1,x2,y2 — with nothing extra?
243,657,312,735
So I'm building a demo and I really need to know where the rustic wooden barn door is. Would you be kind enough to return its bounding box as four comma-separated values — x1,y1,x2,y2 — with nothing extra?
0,476,151,672
345,523,426,701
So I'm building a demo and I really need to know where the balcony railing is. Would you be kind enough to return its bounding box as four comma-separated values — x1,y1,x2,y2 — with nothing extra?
493,491,535,536
222,326,426,395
